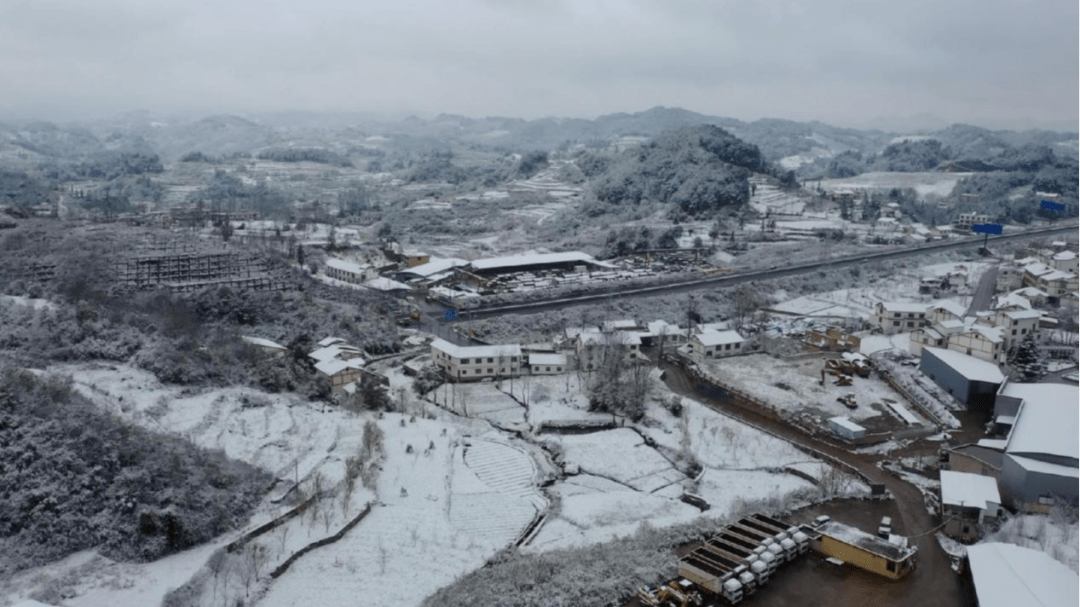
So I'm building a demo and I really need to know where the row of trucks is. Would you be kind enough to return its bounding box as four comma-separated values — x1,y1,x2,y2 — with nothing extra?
637,514,811,606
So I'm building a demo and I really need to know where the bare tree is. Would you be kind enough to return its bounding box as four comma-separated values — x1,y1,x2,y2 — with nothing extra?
277,521,291,554
656,322,670,366
734,284,762,331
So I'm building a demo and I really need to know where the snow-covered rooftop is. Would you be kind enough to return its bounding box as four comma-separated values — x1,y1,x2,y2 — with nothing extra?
994,294,1033,310
241,336,286,350
1003,383,1080,462
1002,309,1042,321
430,338,521,360
399,257,468,278
310,345,364,364
879,302,927,313
966,542,1079,607
365,276,412,292
314,358,365,376
1008,454,1080,478
816,521,916,562
325,257,370,274
602,319,640,331
529,353,566,366
829,416,866,433
1042,270,1074,282
930,300,967,319
578,331,642,346
470,251,608,272
939,470,1001,510
695,330,745,346
976,439,1008,450
923,348,1004,384
1052,251,1077,261
971,326,1003,343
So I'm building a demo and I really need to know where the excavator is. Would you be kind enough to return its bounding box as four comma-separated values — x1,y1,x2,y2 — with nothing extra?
636,580,703,607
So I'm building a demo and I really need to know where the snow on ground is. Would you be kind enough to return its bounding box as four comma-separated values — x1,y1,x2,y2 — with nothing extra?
430,381,525,426
260,420,544,607
0,540,227,607
695,469,816,515
55,364,351,485
860,333,913,355
818,172,972,198
982,514,1080,574
700,354,913,424
554,428,682,492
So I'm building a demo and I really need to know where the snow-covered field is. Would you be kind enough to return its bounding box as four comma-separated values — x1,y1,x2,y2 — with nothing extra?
818,171,972,197
525,375,863,553
770,261,987,321
260,426,544,607
700,354,923,425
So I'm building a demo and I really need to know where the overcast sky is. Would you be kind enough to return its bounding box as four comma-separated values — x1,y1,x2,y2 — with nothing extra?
1,0,1077,131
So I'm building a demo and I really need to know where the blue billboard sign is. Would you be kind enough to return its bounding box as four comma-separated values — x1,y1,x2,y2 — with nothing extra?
971,223,1003,235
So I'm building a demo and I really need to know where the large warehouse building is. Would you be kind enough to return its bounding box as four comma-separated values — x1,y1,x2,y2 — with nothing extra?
994,382,1079,512
919,347,1004,411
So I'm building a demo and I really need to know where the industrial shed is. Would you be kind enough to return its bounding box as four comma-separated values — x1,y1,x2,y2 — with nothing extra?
811,521,917,581
467,252,611,276
997,383,1079,512
965,543,1078,607
919,347,1004,411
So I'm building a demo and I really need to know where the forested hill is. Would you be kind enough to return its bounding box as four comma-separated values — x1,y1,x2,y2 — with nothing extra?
589,125,765,217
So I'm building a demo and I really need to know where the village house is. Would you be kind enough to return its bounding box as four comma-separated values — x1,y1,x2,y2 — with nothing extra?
955,211,991,228
641,320,687,348
430,339,521,381
528,353,566,375
874,302,928,334
977,309,1040,351
939,470,1002,542
324,258,376,284
315,358,366,393
576,330,642,370
402,250,431,268
691,330,746,361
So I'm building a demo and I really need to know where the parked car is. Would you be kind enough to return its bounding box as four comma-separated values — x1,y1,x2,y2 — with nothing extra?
878,516,892,538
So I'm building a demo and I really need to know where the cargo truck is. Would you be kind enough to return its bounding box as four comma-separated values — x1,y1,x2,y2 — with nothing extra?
698,541,765,591
736,518,799,561
721,528,785,569
728,523,794,562
712,533,778,579
750,514,810,554
676,552,746,604
636,578,709,607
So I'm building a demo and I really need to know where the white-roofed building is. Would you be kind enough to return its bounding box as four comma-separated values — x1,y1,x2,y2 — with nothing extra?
528,353,567,375
430,338,522,381
324,257,376,284
317,337,347,348
874,302,928,334
946,325,1005,364
691,330,746,361
965,543,1079,607
601,319,642,332
918,347,1004,411
1050,249,1078,273
828,416,867,441
992,382,1080,512
576,330,642,369
929,300,968,323
314,358,366,393
939,470,1002,541
309,344,365,364
240,335,287,357
643,319,687,348
365,276,412,297
394,258,468,284
468,251,612,275
978,309,1041,351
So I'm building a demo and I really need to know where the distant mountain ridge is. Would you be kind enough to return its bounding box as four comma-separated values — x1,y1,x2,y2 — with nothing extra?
0,107,1075,164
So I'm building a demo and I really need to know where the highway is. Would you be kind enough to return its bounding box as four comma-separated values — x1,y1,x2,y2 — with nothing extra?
456,222,1078,319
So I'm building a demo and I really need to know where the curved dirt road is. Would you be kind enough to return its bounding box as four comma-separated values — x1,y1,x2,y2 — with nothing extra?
660,361,967,607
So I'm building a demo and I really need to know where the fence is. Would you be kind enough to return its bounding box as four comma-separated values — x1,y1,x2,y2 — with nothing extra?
662,354,875,488
269,502,374,579
871,360,945,429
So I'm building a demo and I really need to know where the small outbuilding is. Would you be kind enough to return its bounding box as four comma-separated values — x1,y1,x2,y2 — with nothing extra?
810,521,917,580
939,470,1003,542
828,416,867,441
